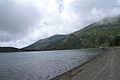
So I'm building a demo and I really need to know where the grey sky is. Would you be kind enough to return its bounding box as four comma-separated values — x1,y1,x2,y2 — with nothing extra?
0,0,120,48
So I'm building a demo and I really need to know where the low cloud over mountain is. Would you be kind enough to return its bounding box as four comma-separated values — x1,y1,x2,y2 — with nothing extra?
0,0,120,48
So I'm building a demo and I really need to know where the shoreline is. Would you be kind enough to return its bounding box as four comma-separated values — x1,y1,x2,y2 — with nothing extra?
51,48,109,80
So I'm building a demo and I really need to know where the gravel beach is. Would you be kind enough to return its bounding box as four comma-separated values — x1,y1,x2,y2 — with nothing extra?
51,48,120,80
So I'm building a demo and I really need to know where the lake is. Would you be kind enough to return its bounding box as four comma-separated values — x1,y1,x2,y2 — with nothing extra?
0,48,104,80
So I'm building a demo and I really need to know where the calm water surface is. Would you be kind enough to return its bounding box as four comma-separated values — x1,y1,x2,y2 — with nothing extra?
0,48,104,80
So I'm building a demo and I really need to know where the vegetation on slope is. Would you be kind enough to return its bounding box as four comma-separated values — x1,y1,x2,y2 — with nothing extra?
23,16,120,51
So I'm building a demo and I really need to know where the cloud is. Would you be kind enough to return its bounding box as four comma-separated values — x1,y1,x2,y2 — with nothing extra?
0,0,120,48
0,0,42,41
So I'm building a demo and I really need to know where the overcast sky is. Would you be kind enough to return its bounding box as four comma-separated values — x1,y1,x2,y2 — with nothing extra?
0,0,120,48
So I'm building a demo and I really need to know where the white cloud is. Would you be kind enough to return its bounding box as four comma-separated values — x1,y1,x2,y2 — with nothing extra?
0,0,120,48
86,8,107,23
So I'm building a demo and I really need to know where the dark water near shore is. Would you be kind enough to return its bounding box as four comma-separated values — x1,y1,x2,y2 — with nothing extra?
0,48,104,80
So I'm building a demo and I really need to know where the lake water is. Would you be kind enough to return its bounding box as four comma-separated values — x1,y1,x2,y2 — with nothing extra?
0,48,104,80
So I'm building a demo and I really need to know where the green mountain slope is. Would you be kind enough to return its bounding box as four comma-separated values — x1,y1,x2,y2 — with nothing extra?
23,16,120,51
23,35,66,50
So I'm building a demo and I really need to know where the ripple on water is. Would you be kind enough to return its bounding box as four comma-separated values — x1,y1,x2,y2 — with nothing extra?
0,49,103,80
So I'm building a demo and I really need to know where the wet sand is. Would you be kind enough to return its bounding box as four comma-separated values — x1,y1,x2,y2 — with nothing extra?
51,48,120,80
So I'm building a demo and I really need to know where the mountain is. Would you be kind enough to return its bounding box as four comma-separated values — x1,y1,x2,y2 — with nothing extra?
23,35,66,51
23,16,120,51
0,47,20,52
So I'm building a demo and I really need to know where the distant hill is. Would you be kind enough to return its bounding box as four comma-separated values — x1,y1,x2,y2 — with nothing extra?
23,16,120,51
23,35,66,51
0,47,20,52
